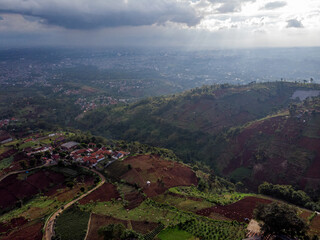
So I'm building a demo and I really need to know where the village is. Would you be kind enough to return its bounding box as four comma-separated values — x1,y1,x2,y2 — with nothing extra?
0,130,130,176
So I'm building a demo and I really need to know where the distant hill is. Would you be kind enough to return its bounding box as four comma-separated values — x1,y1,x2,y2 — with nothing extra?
77,82,320,190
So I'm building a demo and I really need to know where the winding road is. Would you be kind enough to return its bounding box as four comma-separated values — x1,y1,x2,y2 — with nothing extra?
42,168,106,240
0,162,53,182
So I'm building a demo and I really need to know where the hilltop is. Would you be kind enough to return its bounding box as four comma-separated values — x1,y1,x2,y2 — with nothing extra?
77,82,320,189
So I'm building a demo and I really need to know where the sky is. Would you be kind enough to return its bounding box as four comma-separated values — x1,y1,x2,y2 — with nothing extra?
0,0,319,49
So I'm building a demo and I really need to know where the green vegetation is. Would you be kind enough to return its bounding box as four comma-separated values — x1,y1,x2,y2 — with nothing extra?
158,227,196,240
0,196,57,222
98,223,143,240
75,82,320,191
254,202,308,238
54,205,90,240
152,194,212,212
169,186,252,205
0,156,13,171
229,167,252,182
178,218,246,240
259,182,320,211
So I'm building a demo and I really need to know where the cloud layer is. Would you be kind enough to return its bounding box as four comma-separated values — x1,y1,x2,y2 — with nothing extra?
0,0,201,29
0,0,319,48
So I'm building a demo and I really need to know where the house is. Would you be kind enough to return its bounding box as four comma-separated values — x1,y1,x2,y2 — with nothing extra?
61,141,79,150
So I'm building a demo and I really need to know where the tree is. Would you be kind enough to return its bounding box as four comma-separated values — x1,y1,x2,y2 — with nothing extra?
66,182,74,189
254,202,308,238
19,160,27,169
198,178,208,192
98,223,142,240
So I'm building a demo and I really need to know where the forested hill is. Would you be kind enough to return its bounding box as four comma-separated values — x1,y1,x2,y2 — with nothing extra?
77,82,320,190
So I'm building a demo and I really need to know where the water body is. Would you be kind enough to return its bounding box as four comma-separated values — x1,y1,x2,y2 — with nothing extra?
291,90,320,101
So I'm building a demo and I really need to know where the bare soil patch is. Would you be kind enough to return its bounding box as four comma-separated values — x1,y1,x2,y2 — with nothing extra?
0,220,43,240
122,155,197,197
0,170,66,209
196,197,272,222
0,217,28,235
79,183,119,205
309,215,320,236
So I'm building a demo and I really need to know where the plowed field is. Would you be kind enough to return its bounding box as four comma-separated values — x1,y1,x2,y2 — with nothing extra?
122,155,197,197
197,197,272,222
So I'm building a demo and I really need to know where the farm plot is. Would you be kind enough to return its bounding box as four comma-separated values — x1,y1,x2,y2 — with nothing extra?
0,217,28,236
158,226,196,240
152,193,212,212
178,218,247,240
79,183,119,205
121,155,198,197
0,220,43,240
0,167,94,211
85,213,160,240
55,205,90,240
196,197,272,222
309,215,320,236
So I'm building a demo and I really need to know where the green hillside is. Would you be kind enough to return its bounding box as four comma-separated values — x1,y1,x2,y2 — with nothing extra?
77,82,320,191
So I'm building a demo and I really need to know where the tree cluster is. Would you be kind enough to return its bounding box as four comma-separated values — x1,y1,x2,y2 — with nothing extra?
258,182,320,211
254,202,307,238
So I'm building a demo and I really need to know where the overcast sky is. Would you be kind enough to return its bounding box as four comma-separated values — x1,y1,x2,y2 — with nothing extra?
0,0,319,49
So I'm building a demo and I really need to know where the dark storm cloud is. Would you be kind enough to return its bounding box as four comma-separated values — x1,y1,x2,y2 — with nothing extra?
208,0,255,13
0,0,201,29
286,19,303,28
262,1,287,10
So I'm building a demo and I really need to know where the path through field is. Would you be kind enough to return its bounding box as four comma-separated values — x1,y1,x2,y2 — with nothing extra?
43,168,106,240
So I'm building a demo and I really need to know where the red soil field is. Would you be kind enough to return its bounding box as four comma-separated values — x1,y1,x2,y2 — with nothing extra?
0,217,28,235
0,170,66,209
46,171,66,183
13,152,27,162
6,181,38,200
124,191,145,210
25,171,53,190
0,149,17,161
0,188,18,209
309,215,320,236
0,175,17,188
79,183,119,204
299,210,312,222
197,197,272,222
0,220,43,240
77,175,95,185
122,155,198,197
300,138,320,179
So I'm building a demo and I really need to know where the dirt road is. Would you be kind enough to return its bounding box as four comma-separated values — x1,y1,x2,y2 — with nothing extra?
0,163,53,182
42,168,105,240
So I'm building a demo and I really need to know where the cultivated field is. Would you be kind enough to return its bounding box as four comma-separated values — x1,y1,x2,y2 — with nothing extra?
197,197,272,222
